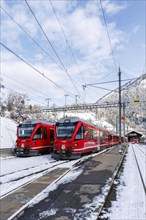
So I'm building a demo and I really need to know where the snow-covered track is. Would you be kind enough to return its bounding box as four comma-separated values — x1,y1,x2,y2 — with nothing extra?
0,159,58,179
137,145,146,156
0,148,13,157
0,146,124,220
0,160,70,198
132,145,146,194
0,157,83,220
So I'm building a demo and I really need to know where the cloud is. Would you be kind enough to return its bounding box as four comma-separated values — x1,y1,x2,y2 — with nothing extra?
1,0,141,106
101,0,127,15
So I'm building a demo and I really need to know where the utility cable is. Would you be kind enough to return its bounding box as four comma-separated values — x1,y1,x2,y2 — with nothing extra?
25,0,84,102
99,0,117,72
2,72,51,98
1,6,83,104
49,0,86,84
2,75,49,102
2,85,44,105
0,6,63,70
1,42,78,100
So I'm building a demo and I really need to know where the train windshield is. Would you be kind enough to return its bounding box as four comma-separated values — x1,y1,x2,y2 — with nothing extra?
18,124,35,138
56,123,76,139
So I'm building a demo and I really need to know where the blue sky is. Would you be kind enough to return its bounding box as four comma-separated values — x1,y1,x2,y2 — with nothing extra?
1,0,146,106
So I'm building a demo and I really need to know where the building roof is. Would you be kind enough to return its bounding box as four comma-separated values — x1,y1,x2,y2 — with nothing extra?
125,130,142,137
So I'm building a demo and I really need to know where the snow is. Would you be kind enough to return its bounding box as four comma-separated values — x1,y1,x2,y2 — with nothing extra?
102,143,146,220
0,116,17,148
0,154,78,197
28,166,83,207
0,117,146,219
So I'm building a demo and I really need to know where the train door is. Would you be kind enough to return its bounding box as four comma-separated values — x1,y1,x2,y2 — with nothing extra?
74,126,86,152
43,126,49,146
32,126,43,149
49,128,54,146
87,128,98,152
97,130,100,151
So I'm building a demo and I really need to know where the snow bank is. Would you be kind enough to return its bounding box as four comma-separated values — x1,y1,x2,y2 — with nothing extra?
0,117,17,148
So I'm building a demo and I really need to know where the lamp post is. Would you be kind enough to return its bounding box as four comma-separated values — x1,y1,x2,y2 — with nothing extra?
118,67,122,144
64,94,69,117
65,94,69,107
75,95,79,105
46,98,51,108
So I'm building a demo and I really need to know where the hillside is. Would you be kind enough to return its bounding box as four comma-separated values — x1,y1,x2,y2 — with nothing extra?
96,74,146,136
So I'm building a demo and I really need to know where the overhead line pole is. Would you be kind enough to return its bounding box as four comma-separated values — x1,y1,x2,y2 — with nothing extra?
119,67,122,144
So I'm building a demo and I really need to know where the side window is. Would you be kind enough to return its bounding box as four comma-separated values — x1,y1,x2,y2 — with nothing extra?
103,132,108,140
88,129,93,140
88,129,97,140
33,127,42,139
44,127,47,139
50,129,54,140
75,126,85,140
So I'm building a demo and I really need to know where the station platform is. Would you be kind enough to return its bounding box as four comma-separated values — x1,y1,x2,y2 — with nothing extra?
14,144,128,220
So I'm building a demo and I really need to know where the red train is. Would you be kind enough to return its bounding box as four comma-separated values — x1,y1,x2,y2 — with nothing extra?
14,120,54,156
52,116,120,159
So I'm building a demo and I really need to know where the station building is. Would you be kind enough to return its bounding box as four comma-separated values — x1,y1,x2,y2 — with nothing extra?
126,131,142,143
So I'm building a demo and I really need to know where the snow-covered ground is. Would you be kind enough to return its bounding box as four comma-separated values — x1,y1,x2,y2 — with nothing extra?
0,117,145,219
0,116,17,148
0,154,79,197
102,143,146,220
1,144,145,219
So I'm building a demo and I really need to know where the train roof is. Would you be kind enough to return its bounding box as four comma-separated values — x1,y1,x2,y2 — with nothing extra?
19,119,54,126
57,116,98,128
57,116,118,135
57,116,81,123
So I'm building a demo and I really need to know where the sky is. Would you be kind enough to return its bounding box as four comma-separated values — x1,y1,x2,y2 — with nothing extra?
1,0,146,107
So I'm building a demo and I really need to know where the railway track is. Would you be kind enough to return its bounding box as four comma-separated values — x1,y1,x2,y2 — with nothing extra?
0,156,86,220
0,159,70,198
0,147,109,199
95,144,128,219
0,148,112,220
136,144,146,156
0,148,13,157
132,145,146,194
98,143,145,219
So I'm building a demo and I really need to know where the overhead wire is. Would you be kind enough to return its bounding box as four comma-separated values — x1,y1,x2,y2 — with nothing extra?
1,42,79,100
2,85,45,105
1,73,51,102
49,0,86,84
84,78,137,87
99,0,118,72
0,6,63,70
1,4,84,104
24,0,84,102
1,5,83,104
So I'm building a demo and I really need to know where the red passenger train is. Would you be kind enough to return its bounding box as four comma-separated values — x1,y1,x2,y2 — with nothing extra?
14,120,54,156
52,116,119,159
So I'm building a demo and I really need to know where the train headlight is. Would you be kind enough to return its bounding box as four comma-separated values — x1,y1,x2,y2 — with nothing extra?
61,144,65,150
21,143,24,148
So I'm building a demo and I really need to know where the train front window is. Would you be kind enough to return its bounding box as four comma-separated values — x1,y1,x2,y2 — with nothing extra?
18,124,35,138
56,124,75,139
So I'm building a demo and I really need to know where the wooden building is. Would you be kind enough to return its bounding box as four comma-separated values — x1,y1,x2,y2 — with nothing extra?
126,131,142,143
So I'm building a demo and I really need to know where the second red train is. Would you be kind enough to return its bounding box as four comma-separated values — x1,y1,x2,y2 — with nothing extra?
52,116,120,159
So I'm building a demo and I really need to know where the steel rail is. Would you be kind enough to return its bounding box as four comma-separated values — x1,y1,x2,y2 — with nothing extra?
132,146,146,194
